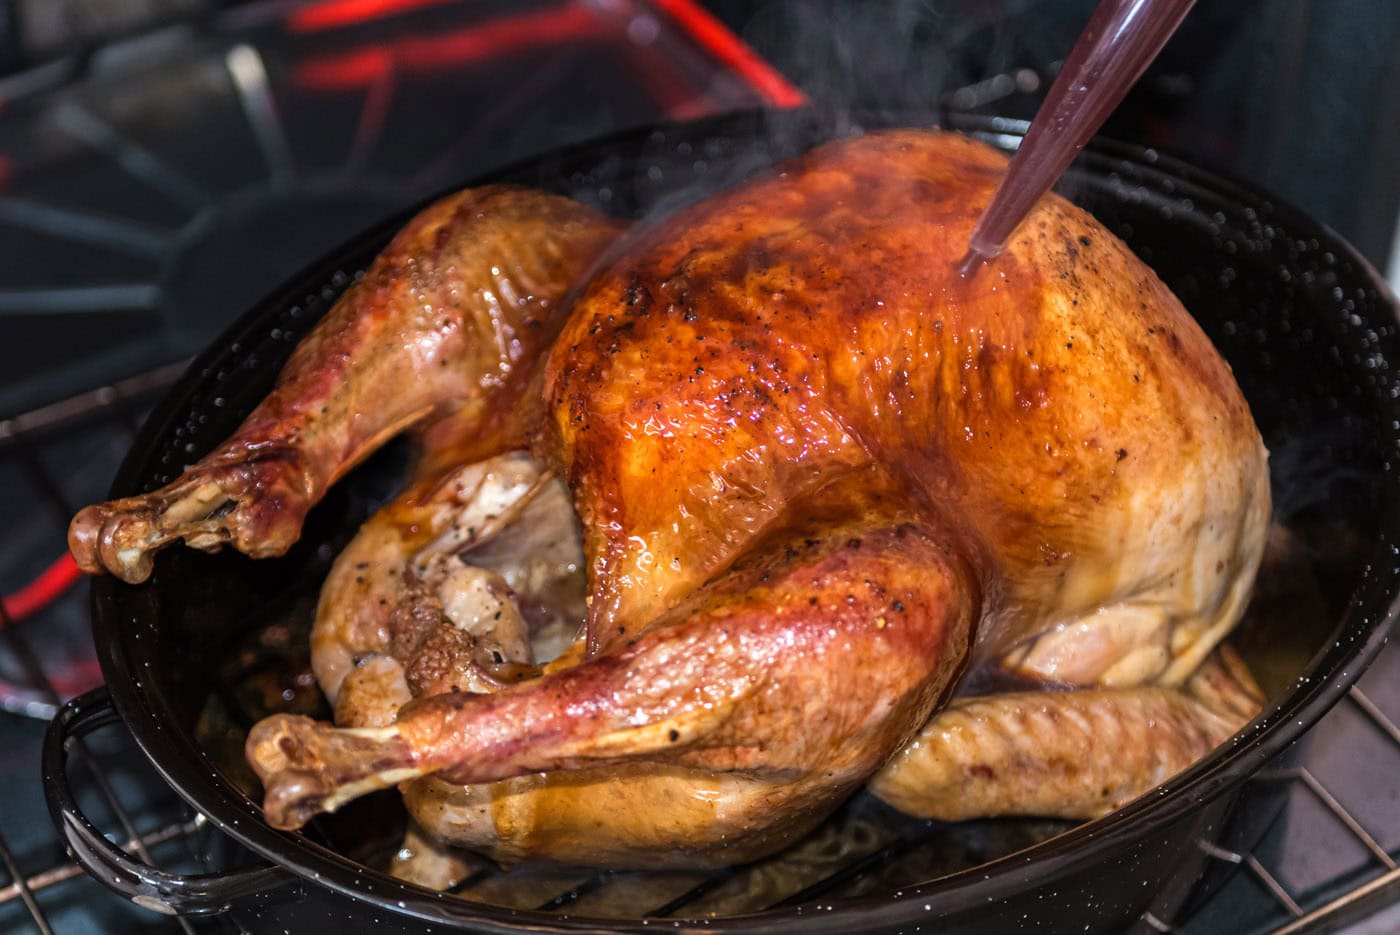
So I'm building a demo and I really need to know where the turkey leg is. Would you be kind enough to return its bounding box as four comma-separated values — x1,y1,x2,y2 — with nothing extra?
70,187,623,583
247,496,978,835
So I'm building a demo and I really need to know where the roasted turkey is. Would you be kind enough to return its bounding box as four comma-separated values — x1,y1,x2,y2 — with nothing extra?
70,128,1269,872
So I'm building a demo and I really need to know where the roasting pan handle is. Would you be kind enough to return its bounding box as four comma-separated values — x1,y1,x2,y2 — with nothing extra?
43,686,295,917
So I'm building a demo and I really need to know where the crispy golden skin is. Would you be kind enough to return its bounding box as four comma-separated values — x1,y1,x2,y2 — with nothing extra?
73,129,1268,870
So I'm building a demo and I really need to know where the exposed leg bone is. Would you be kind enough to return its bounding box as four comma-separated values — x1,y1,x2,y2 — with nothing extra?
70,187,624,582
248,718,417,828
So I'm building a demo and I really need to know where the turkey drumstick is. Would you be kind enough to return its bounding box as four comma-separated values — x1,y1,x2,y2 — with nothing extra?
251,478,975,844
69,187,624,583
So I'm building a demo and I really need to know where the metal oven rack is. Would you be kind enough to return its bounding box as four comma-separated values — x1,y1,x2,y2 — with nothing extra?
0,365,1397,934
0,362,205,935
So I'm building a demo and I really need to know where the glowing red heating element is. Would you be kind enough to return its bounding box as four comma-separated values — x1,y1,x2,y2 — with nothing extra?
648,0,805,108
2,554,80,625
294,5,610,89
291,0,805,110
287,0,464,33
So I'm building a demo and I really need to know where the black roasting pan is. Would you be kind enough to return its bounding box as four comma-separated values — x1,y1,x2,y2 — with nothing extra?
44,110,1400,933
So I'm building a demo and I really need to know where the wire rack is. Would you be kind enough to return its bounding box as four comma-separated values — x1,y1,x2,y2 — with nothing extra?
0,366,1396,934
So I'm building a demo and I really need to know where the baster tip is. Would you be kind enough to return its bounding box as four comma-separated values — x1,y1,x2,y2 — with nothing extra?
958,248,989,279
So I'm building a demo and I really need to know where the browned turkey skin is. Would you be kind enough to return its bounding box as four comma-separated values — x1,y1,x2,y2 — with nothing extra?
70,129,1268,871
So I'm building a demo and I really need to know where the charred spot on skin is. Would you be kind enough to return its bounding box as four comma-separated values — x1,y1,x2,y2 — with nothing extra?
624,275,649,312
1116,448,1128,461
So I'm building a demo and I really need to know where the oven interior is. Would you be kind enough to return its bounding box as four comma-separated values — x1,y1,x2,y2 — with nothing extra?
1,2,1398,934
